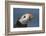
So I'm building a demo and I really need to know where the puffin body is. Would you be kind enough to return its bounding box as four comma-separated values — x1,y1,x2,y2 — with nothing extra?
16,13,33,27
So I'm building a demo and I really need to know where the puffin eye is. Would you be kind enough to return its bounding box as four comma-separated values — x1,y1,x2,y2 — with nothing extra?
23,16,26,18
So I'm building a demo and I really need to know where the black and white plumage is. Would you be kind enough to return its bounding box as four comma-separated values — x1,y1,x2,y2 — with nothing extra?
16,13,33,27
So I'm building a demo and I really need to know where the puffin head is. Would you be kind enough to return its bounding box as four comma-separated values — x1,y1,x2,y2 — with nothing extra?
19,13,33,24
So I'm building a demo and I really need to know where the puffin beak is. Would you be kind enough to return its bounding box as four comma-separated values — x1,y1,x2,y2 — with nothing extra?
29,14,33,21
29,14,33,19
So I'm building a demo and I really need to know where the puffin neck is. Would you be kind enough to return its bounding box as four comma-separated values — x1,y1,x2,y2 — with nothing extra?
19,19,28,24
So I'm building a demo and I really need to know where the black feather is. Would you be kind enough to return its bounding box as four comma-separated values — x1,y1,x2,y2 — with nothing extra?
16,20,27,27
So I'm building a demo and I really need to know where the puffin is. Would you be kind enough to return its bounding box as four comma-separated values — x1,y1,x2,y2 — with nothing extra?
16,13,33,27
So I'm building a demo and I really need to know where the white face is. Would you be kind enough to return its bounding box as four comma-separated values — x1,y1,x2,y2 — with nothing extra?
19,13,33,24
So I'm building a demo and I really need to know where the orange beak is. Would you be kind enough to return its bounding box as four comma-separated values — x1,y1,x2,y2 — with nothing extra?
29,14,33,19
28,13,33,21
